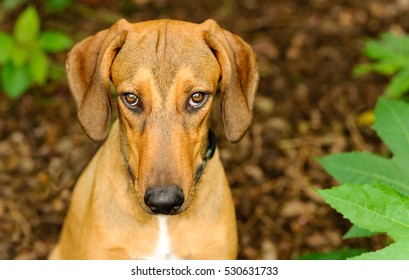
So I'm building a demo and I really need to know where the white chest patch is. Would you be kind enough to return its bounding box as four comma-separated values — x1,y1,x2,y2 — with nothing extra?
145,216,179,260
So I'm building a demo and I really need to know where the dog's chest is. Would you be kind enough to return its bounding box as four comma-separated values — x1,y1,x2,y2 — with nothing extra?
143,216,180,260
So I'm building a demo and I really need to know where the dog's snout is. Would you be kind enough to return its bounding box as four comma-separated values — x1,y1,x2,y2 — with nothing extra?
144,186,184,215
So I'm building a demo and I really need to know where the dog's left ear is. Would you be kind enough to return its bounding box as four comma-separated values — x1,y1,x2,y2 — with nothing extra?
202,19,259,143
66,19,129,141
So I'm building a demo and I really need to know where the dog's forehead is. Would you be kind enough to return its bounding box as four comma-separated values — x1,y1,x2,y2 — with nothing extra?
111,20,220,92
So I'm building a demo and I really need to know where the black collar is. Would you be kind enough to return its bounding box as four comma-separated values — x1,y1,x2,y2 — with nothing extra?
203,129,217,168
194,129,216,183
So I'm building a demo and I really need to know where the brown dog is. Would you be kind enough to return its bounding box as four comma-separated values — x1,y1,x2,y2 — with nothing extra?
49,19,258,259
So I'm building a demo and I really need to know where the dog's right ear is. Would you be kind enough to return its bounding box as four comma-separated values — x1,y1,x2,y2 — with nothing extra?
66,19,129,141
201,19,259,143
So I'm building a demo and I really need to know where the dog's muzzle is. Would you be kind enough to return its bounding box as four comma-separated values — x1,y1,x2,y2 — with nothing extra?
144,186,185,215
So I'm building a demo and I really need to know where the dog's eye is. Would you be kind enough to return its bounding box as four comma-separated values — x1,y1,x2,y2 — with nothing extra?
188,92,208,109
122,93,140,108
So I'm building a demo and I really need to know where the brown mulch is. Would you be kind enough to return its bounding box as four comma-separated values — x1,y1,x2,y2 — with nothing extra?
1,0,407,260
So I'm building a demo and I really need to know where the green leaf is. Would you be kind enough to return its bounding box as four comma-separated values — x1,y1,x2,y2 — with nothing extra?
352,64,373,76
318,152,409,196
0,32,13,64
13,6,40,44
46,0,71,12
319,99,409,197
40,31,72,52
29,51,49,84
343,225,379,239
364,33,409,71
371,62,399,75
373,99,409,159
1,63,31,99
349,241,409,260
384,67,409,98
298,248,367,260
11,44,29,67
365,33,409,62
317,182,409,242
380,33,409,55
353,63,397,77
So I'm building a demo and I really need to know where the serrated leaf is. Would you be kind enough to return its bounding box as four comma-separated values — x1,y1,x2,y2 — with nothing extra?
381,33,409,55
343,225,379,239
0,32,13,64
320,99,409,197
317,182,409,242
367,33,409,61
318,152,409,196
373,99,409,160
29,51,49,84
364,39,396,61
349,241,409,260
13,6,40,44
0,63,31,99
364,33,409,70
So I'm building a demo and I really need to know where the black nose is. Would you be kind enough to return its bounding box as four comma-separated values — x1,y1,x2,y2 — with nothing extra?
144,186,184,215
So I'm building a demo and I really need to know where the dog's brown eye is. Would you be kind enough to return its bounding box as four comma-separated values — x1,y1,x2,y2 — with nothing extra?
122,93,140,108
189,92,208,109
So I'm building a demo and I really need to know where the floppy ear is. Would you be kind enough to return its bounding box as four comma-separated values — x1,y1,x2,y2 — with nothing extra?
202,19,259,143
66,19,129,141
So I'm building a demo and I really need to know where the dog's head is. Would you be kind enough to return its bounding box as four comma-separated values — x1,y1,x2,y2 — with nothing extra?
66,19,258,215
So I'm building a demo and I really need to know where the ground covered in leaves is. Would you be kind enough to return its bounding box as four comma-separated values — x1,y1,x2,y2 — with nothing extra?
1,0,409,260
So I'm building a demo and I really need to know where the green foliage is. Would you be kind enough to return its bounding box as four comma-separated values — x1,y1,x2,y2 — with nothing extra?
45,0,72,13
320,99,409,197
349,241,409,260
319,152,409,196
318,182,409,241
0,6,72,99
318,182,409,260
317,99,409,259
0,0,71,22
353,32,409,98
14,6,40,44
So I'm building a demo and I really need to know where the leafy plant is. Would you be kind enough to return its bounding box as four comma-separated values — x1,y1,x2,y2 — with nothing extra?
0,6,72,99
353,32,409,99
317,98,409,260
